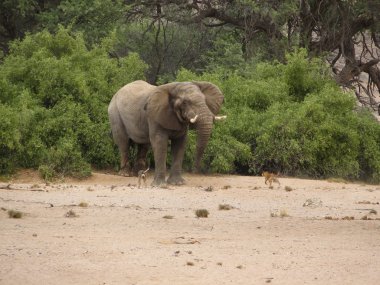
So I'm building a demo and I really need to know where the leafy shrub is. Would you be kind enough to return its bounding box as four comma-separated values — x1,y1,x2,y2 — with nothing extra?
39,137,91,180
284,49,332,101
0,27,147,177
0,104,21,173
177,50,380,182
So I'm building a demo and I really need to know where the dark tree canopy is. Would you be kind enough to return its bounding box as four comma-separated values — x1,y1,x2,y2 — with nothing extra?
126,0,380,107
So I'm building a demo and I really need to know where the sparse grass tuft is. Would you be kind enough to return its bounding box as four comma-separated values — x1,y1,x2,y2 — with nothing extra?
285,186,293,192
342,216,354,220
269,186,274,189
65,209,78,218
279,209,289,218
186,261,194,266
0,174,11,182
8,209,23,219
195,209,209,218
327,177,348,184
217,262,223,266
163,215,174,219
1,207,7,211
270,211,278,217
236,265,243,269
219,204,233,210
222,185,231,189
78,202,88,207
271,209,290,218
204,186,213,192
369,209,377,215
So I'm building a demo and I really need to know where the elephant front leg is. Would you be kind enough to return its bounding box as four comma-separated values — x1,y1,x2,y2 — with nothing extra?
150,133,168,187
167,135,187,185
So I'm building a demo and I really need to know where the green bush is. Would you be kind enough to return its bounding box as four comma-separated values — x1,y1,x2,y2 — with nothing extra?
2,34,380,184
177,50,380,182
0,104,21,173
0,27,147,178
39,137,91,180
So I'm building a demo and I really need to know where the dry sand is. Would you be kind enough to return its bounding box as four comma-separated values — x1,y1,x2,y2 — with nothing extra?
1,170,380,285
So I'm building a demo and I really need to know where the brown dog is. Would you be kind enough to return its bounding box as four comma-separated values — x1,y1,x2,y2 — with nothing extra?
138,168,150,188
262,171,281,187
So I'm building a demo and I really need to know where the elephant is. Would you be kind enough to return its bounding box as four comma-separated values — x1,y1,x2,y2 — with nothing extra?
108,80,225,186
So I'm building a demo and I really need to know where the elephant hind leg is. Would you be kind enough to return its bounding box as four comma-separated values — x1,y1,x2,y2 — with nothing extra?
109,109,132,176
133,143,150,176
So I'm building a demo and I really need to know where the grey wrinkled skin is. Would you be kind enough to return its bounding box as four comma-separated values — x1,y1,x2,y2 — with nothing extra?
108,80,224,186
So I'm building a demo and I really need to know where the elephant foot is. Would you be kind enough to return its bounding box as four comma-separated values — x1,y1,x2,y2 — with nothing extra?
118,167,133,177
151,175,167,187
167,174,185,185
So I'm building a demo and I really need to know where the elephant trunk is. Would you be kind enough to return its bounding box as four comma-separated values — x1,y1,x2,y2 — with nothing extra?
194,107,214,172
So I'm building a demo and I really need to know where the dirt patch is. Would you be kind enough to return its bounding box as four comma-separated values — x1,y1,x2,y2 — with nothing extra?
1,170,380,284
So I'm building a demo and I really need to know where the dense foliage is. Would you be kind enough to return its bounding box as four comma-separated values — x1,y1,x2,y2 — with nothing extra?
1,1,380,183
0,27,146,179
179,50,380,182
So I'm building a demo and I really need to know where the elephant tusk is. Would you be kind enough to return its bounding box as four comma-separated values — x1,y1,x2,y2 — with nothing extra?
214,115,227,121
190,115,198,123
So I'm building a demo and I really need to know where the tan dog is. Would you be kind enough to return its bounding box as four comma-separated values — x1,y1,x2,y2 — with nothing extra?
138,168,149,188
262,171,281,187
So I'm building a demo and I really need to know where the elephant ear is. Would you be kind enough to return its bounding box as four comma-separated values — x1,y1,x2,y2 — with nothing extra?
192,81,224,115
147,84,183,131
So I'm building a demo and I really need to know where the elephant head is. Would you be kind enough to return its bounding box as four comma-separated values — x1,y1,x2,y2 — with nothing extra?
147,81,225,172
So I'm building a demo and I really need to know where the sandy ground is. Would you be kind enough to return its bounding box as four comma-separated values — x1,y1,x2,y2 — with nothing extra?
1,170,380,285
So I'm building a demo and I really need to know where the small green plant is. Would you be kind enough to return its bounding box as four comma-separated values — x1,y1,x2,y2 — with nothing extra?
78,202,88,207
342,216,354,220
325,216,339,220
285,186,293,192
8,210,23,219
38,165,55,181
195,209,209,218
219,204,233,210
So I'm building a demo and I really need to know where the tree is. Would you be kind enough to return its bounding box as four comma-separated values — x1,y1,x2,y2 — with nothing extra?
0,0,125,55
126,0,380,109
0,0,60,55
